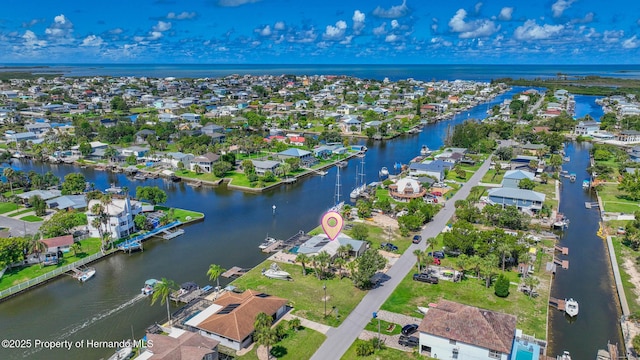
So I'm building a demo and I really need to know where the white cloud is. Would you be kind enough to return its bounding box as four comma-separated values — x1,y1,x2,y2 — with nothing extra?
373,23,386,36
551,0,575,18
153,21,172,32
324,20,347,40
54,14,68,25
385,34,399,42
22,19,42,28
448,9,499,38
259,25,271,36
217,0,260,7
167,11,197,20
572,12,594,24
499,7,513,21
514,19,564,40
45,14,73,39
80,35,104,47
274,21,285,30
353,10,365,35
148,31,163,40
23,30,47,48
623,35,639,49
373,0,409,18
340,35,353,45
391,20,399,29
475,2,483,13
603,30,624,44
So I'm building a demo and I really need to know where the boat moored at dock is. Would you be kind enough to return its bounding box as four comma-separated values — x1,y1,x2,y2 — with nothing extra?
565,298,579,317
73,267,96,282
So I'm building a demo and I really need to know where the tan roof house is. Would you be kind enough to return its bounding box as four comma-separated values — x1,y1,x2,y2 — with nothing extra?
137,330,220,360
185,290,288,350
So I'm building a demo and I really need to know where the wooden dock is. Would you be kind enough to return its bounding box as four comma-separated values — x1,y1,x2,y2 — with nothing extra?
549,297,566,311
554,245,569,255
261,240,283,253
553,258,569,269
221,266,249,278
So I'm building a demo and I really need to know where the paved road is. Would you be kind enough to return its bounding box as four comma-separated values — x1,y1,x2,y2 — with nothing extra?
0,215,42,237
310,156,493,360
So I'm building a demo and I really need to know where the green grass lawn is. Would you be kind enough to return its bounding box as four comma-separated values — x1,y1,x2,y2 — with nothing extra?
609,232,640,315
342,340,432,360
153,206,204,222
0,238,102,291
364,318,403,336
481,169,505,184
535,180,558,212
2,189,24,197
176,170,220,182
342,221,411,254
598,184,640,213
8,208,33,217
20,215,43,222
0,202,18,214
231,262,367,327
237,321,326,360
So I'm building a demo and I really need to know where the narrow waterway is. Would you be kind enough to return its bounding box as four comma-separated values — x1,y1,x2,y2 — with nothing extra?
0,88,620,359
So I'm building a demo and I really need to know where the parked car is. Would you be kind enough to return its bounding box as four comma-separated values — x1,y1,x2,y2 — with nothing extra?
412,235,422,244
413,273,439,284
401,323,419,336
398,335,419,347
380,242,398,252
428,251,445,259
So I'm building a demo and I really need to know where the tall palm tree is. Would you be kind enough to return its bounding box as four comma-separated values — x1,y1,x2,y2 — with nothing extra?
333,257,346,279
523,276,540,298
496,242,512,271
3,167,15,194
30,237,47,267
346,260,357,282
254,312,277,359
455,254,469,280
413,249,423,273
295,253,310,276
151,278,178,325
207,263,226,289
100,193,113,237
315,251,331,279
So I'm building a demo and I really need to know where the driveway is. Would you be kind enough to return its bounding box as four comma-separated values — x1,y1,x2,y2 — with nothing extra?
310,156,492,360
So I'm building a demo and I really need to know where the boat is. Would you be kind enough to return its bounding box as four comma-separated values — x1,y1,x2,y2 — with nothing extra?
74,267,96,282
569,173,576,182
262,263,291,280
350,156,366,199
141,279,159,296
557,350,572,360
258,236,277,250
582,179,590,189
133,173,147,181
420,145,430,156
565,298,579,317
108,345,133,360
337,161,348,168
379,167,389,178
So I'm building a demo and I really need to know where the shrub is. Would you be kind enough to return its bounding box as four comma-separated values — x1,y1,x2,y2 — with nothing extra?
633,334,640,353
355,340,374,357
494,274,510,297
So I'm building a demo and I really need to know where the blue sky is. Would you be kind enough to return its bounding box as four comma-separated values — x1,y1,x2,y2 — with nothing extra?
0,0,639,64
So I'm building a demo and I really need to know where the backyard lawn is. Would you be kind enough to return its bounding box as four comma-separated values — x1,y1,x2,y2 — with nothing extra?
237,321,326,360
598,184,640,214
231,261,367,327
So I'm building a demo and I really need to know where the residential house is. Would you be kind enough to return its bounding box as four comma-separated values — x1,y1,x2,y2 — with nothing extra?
336,104,355,115
501,170,535,189
136,331,220,360
251,160,280,176
191,153,220,173
388,178,427,201
277,148,316,167
629,146,640,162
181,113,201,122
16,189,62,203
46,194,87,211
296,234,367,258
135,129,156,144
86,197,142,240
340,116,361,133
408,160,454,181
163,152,195,169
417,300,516,360
616,130,640,143
25,122,52,136
574,121,600,136
41,235,74,254
5,131,37,143
486,187,545,212
184,290,288,351
120,146,150,159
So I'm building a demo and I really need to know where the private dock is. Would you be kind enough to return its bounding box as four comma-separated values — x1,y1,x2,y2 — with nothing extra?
553,258,570,269
549,297,567,311
554,245,569,255
221,266,249,278
585,202,599,209
160,228,185,240
261,240,284,253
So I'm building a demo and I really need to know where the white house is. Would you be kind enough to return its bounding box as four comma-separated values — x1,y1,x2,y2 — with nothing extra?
417,300,516,360
86,197,142,240
574,121,600,135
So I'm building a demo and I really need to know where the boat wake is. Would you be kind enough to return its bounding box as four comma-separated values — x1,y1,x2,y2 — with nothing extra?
19,294,146,358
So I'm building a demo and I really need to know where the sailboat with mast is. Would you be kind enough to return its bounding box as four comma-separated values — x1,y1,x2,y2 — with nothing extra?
350,155,366,200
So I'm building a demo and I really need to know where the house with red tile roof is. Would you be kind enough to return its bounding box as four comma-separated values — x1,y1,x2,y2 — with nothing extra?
184,290,288,350
137,330,220,360
41,235,74,254
417,300,517,360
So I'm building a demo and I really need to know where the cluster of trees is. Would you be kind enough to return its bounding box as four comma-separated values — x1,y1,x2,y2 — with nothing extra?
455,201,530,230
39,210,88,238
61,173,87,195
0,236,30,269
1,168,59,196
136,186,168,205
622,211,640,250
397,199,439,235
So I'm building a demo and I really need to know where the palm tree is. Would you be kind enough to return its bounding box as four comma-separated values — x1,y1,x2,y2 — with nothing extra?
413,249,423,273
295,253,310,276
496,242,512,271
151,278,178,325
71,242,82,256
455,254,469,280
30,237,47,267
100,193,113,237
337,245,351,260
315,251,331,279
254,312,277,359
207,263,226,289
3,167,15,194
333,257,346,279
288,317,301,332
523,276,540,298
346,260,357,282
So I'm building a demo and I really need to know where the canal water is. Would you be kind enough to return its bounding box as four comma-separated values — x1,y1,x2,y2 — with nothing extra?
547,95,623,358
0,89,619,359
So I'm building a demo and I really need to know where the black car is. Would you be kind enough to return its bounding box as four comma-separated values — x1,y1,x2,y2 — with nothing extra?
380,242,398,252
398,335,419,347
428,251,445,259
412,235,422,244
412,273,439,284
401,323,419,336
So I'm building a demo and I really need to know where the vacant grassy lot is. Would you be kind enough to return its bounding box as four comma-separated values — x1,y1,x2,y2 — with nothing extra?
609,230,640,315
237,320,326,360
598,184,640,214
481,169,505,184
0,202,18,214
231,261,367,327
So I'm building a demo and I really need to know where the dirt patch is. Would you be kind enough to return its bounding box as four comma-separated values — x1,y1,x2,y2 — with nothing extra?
370,213,399,230
622,258,640,305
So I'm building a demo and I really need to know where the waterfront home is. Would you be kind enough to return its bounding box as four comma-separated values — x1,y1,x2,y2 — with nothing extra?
46,194,87,211
574,121,600,136
295,234,367,258
486,188,545,212
119,145,149,159
163,152,195,169
191,152,220,173
388,178,427,201
340,116,362,133
408,160,454,182
5,131,37,143
41,235,74,254
137,330,220,360
251,160,280,176
277,148,316,167
16,189,62,203
616,130,640,143
24,122,52,136
184,290,288,351
417,300,516,360
501,170,535,189
86,197,142,240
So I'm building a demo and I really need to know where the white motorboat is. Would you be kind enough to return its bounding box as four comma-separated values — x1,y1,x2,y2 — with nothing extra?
557,350,571,360
350,184,366,199
420,145,430,156
258,236,277,250
564,298,579,317
141,279,159,296
379,167,389,178
108,345,133,360
74,267,96,282
262,263,291,280
582,179,590,189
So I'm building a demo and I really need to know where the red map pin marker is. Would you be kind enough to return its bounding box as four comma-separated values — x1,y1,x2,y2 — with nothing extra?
321,211,344,241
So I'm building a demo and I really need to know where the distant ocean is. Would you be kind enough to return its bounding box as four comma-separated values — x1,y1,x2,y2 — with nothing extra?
2,64,640,82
